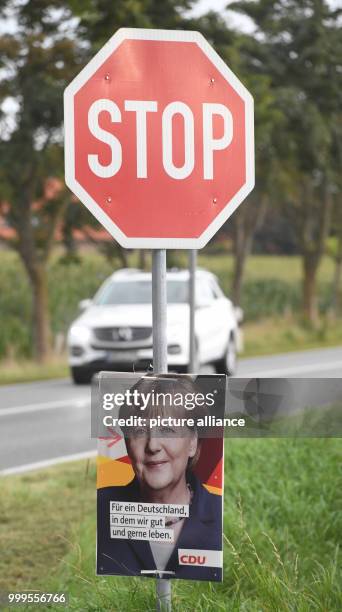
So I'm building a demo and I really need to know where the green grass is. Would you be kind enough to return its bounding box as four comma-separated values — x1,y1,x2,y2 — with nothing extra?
243,315,342,357
199,251,335,283
1,439,341,610
268,403,342,437
233,403,342,438
0,357,69,385
0,460,96,594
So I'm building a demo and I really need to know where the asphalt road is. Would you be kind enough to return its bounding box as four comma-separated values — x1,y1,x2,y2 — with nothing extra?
1,345,342,474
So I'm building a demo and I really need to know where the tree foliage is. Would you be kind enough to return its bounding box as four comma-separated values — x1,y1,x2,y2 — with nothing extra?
0,0,85,359
0,0,204,359
230,0,342,319
69,0,196,52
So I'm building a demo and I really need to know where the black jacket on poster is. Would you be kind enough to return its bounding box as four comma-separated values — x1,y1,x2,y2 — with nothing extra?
97,472,222,581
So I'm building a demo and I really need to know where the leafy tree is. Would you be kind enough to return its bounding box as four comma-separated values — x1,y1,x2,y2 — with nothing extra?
230,67,283,305
326,114,342,314
0,0,202,361
69,0,197,53
0,0,85,360
59,198,130,267
192,12,283,305
230,0,342,321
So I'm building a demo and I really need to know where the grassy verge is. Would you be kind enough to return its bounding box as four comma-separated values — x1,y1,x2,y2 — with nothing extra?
1,439,341,610
0,357,69,386
0,460,96,594
242,316,342,357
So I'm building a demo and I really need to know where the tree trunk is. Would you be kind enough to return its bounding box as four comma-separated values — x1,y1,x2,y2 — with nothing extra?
231,195,268,306
63,225,78,260
29,265,51,362
232,247,248,306
139,250,147,270
298,177,332,323
302,257,318,324
117,245,128,268
331,254,342,314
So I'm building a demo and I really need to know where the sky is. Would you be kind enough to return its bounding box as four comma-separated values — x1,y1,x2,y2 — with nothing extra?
193,0,340,10
0,0,339,132
189,0,255,32
190,0,341,28
0,0,254,35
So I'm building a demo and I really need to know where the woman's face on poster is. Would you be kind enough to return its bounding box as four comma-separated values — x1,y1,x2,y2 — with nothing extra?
126,426,198,492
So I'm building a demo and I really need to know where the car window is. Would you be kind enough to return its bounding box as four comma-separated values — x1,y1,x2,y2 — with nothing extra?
196,281,215,306
211,281,224,299
94,280,189,305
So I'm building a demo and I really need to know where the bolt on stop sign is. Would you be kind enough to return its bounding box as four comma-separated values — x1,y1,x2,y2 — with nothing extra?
64,29,254,248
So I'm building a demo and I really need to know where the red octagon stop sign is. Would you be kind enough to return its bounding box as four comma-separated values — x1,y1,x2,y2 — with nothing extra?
64,29,254,248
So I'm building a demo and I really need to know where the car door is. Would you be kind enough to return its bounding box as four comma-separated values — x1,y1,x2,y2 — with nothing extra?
195,279,228,364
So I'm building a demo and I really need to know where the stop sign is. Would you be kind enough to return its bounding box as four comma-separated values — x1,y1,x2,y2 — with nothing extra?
64,28,254,249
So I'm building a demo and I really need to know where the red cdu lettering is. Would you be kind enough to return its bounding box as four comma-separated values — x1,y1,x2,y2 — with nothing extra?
180,555,206,565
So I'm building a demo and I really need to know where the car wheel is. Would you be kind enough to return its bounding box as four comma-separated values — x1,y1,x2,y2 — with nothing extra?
215,334,237,376
71,366,93,385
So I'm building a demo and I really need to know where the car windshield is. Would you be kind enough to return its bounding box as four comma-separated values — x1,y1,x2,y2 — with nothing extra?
94,280,189,305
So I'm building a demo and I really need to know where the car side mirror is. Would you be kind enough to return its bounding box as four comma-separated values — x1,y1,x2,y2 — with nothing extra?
79,299,92,311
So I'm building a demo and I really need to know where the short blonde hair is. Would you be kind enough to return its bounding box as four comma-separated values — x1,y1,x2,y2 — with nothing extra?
119,374,208,472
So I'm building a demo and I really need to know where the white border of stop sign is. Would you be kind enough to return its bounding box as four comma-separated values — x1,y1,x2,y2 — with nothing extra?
64,28,254,249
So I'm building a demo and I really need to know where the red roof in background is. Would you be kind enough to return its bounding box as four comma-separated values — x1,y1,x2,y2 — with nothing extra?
0,178,114,244
0,216,113,243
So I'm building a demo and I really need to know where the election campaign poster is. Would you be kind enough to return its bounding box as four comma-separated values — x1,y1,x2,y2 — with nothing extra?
95,373,226,581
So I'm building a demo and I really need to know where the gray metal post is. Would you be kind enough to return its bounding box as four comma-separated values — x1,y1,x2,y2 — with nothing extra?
189,250,197,372
152,249,171,611
152,250,168,374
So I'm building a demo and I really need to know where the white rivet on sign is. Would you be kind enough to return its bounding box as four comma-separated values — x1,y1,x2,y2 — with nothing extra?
210,77,215,83
104,74,110,81
213,197,218,203
106,196,112,203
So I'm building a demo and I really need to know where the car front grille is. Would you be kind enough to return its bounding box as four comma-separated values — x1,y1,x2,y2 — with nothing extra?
93,326,152,344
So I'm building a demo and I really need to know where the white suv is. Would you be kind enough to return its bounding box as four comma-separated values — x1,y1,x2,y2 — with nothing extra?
67,268,241,384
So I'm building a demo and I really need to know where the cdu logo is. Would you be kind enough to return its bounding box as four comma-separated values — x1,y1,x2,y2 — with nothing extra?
178,549,222,568
180,555,206,565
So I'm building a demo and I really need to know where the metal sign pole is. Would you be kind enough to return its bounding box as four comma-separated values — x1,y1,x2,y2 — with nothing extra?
152,249,168,374
189,250,197,372
152,249,171,611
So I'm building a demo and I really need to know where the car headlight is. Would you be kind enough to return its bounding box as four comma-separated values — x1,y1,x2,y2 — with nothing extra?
68,325,92,343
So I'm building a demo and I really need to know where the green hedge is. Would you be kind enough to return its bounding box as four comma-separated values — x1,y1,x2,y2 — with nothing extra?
0,253,115,359
241,279,301,320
